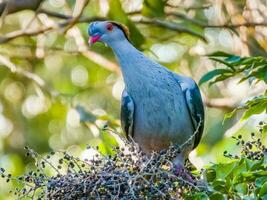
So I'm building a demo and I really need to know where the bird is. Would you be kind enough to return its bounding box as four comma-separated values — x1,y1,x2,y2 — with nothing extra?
88,21,204,176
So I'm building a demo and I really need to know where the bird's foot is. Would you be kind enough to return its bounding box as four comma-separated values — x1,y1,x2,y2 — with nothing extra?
174,164,195,184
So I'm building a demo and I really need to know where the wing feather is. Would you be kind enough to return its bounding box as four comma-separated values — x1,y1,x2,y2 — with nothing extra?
184,86,205,149
170,73,205,149
121,90,134,138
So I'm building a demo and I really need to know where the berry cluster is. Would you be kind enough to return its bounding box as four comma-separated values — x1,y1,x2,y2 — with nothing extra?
0,138,202,200
224,121,267,161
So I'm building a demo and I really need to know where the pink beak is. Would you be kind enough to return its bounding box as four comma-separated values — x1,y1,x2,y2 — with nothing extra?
89,35,101,46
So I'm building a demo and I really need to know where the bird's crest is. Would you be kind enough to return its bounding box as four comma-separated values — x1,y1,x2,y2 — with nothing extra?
111,21,130,41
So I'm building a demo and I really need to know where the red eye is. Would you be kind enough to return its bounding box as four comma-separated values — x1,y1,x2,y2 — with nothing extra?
106,23,113,31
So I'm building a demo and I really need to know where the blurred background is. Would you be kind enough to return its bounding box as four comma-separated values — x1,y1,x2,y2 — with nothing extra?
0,0,266,198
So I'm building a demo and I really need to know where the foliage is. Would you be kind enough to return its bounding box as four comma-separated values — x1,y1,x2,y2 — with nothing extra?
200,53,267,121
199,52,267,86
142,0,166,18
196,52,267,198
205,123,267,200
224,95,267,122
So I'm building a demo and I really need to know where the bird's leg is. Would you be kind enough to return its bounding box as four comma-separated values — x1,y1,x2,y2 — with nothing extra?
174,163,195,183
173,154,195,183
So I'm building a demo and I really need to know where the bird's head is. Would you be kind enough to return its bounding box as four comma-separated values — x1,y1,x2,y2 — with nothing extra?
88,21,130,46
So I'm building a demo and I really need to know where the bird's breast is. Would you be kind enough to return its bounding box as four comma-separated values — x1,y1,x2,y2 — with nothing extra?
127,74,194,152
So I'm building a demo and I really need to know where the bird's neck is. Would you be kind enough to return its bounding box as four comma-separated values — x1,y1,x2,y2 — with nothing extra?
109,39,148,87
109,39,141,65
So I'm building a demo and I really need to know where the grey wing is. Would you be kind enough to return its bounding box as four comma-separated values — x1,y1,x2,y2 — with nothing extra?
121,90,134,139
184,84,205,149
170,72,205,149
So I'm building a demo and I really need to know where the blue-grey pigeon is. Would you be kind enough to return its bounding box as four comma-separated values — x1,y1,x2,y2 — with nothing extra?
88,21,204,170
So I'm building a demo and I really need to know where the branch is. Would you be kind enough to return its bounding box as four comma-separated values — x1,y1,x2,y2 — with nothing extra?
134,18,207,42
38,9,72,19
203,22,267,28
3,43,121,74
0,54,59,96
1,2,266,46
167,12,267,29
63,0,90,33
40,10,106,24
39,10,207,41
0,54,45,86
204,97,237,110
0,26,53,44
0,15,105,44
41,9,266,40
0,0,44,16
82,51,120,74
166,3,211,10
166,12,207,27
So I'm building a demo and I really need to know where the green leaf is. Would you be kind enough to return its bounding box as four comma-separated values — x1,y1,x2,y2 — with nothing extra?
260,194,267,200
240,57,258,65
263,153,267,168
241,170,267,177
98,131,118,155
240,65,267,83
263,125,267,134
142,0,166,18
216,161,239,179
232,159,247,182
209,192,226,200
253,65,267,83
209,73,234,86
223,108,241,122
212,180,227,193
206,53,267,86
199,69,233,85
241,102,267,120
209,57,236,70
205,168,216,182
259,182,267,197
250,159,264,171
224,95,267,121
186,192,209,200
208,51,233,57
256,177,267,188
245,158,257,170
234,183,248,195
225,55,242,63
